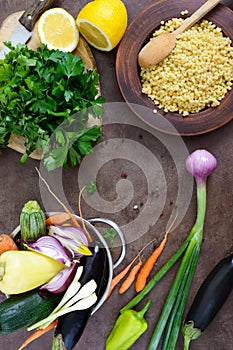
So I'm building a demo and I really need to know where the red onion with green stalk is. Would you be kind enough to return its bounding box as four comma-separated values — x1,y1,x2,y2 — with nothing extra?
118,149,217,350
151,149,217,350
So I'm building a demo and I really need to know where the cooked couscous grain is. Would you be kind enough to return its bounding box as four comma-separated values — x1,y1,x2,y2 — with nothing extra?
180,10,189,16
140,19,233,116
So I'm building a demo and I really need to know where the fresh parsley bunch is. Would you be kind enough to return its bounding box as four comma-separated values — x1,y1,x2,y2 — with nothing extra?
0,42,105,170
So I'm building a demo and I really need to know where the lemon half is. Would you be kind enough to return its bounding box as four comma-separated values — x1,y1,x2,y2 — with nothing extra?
76,0,128,51
37,8,79,52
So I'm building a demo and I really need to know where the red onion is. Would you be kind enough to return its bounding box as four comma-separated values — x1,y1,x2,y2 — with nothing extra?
25,235,72,266
186,149,217,185
48,225,91,257
41,262,78,293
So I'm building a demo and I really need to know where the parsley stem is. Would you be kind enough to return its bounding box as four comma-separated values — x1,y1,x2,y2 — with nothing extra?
48,110,70,118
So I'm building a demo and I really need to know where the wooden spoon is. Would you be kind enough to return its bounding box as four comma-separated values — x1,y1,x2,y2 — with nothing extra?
138,0,221,68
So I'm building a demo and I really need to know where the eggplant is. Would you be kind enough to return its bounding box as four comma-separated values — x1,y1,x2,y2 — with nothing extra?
182,253,233,349
52,242,108,350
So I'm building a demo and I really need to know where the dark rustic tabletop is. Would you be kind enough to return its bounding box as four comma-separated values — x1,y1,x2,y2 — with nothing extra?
0,1,232,350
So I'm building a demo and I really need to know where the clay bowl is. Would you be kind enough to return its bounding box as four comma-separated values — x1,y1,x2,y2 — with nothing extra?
116,0,233,136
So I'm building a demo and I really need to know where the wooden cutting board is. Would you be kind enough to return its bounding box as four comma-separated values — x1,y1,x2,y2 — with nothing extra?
0,11,100,160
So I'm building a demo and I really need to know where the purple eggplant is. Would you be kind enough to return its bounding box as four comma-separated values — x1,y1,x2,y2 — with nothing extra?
182,253,233,349
52,242,109,350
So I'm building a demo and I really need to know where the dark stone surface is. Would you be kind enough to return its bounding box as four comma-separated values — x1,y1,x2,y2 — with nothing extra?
0,1,232,349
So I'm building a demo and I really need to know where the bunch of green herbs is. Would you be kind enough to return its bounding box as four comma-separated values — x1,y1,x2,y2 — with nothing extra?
0,42,105,170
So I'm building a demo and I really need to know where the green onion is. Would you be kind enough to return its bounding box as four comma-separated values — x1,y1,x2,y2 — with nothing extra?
27,267,98,331
120,149,217,349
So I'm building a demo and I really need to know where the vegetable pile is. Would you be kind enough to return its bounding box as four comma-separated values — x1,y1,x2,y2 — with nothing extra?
105,149,233,350
0,200,108,350
0,149,232,350
0,43,105,170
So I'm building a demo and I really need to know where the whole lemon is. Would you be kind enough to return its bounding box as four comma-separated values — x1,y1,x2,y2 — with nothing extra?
76,0,128,51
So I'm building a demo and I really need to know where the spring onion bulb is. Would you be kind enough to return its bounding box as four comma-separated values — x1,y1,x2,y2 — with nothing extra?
51,266,84,314
186,149,217,184
28,276,97,331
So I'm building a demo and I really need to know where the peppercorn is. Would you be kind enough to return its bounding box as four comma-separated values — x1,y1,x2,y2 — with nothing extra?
106,300,151,350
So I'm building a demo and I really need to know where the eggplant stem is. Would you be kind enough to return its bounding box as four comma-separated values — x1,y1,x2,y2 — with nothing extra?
183,321,202,350
51,334,66,350
183,335,191,350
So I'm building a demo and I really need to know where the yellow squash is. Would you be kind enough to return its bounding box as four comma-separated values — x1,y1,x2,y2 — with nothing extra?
0,250,64,294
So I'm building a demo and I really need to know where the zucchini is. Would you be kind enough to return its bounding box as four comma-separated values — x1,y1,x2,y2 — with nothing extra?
0,288,62,334
20,200,46,242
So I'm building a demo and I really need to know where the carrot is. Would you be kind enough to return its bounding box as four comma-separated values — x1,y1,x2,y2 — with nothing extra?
35,167,80,228
0,234,18,255
135,213,178,292
46,213,71,226
106,260,136,300
106,237,158,299
118,258,143,294
135,233,169,292
18,319,58,350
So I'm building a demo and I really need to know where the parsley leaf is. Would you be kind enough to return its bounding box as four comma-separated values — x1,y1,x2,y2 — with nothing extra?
0,43,105,170
103,228,118,249
86,180,97,194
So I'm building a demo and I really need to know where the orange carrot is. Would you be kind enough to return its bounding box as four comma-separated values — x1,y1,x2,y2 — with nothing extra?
106,237,158,299
18,319,58,350
46,213,71,226
0,234,18,255
106,260,136,300
135,232,169,292
118,258,143,294
135,213,178,292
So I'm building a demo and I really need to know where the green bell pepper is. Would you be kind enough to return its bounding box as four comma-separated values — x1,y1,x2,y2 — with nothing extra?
106,300,151,350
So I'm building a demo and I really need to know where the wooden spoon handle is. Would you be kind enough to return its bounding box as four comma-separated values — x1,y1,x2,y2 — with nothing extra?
174,0,221,36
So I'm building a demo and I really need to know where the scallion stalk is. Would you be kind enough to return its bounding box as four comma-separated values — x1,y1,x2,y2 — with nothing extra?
161,244,200,349
120,149,217,350
147,149,217,350
27,267,97,331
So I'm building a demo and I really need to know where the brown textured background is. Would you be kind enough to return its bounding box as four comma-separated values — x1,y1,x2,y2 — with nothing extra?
0,1,232,349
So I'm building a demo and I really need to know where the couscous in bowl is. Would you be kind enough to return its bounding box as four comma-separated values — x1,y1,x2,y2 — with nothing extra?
116,0,233,136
